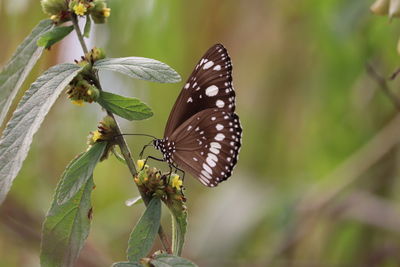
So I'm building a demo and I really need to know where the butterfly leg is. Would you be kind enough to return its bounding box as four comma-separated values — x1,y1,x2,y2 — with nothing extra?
139,140,154,159
172,164,186,182
142,155,164,170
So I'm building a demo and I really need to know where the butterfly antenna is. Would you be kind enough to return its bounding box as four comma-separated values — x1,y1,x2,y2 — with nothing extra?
114,133,158,139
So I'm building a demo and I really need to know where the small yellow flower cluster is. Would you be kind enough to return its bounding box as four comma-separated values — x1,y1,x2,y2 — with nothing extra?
66,78,99,106
103,7,111,18
134,161,185,198
91,130,102,142
40,0,111,23
73,2,87,16
171,174,183,190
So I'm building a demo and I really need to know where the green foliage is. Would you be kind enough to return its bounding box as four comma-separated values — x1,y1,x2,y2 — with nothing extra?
169,204,187,256
150,254,198,267
37,25,74,49
93,57,181,83
0,19,53,126
0,63,82,205
127,198,161,262
97,91,153,121
57,142,107,204
40,155,94,267
83,15,92,38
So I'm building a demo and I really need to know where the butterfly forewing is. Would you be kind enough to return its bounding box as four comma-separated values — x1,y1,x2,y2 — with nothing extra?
164,44,236,137
169,108,242,187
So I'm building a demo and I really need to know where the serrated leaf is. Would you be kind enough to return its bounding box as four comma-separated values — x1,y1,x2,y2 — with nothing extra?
112,262,143,267
57,142,107,205
150,254,198,267
84,15,92,38
37,25,74,49
127,198,161,262
93,57,181,83
0,63,82,205
0,19,53,127
97,91,153,121
40,171,94,267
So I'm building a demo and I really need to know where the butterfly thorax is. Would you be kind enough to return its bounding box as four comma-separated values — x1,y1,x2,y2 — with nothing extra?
153,138,176,164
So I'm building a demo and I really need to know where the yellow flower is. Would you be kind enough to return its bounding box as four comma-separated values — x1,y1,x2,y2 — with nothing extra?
91,130,101,142
171,175,183,190
137,159,145,170
103,7,111,17
71,99,84,106
73,3,87,16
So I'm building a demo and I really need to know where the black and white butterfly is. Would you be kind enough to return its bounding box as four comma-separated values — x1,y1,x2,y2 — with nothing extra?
148,44,242,187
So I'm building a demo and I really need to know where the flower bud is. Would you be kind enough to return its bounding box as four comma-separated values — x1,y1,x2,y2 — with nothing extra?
371,0,389,15
89,0,111,24
41,0,68,16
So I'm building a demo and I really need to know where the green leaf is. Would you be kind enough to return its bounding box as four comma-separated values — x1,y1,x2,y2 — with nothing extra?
93,57,181,83
112,146,127,165
125,196,143,207
150,254,198,267
112,262,143,267
57,142,107,205
171,207,187,256
84,15,92,38
0,63,82,205
37,25,74,49
127,198,161,262
0,19,53,127
97,91,153,121
40,172,95,267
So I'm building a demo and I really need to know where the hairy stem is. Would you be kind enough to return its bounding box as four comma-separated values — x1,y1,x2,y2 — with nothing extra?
72,17,171,253
71,14,89,54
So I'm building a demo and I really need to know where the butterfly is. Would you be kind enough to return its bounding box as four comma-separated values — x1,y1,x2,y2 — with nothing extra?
149,44,242,187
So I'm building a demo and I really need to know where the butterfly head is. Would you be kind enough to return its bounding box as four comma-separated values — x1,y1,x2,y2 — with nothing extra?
153,138,175,164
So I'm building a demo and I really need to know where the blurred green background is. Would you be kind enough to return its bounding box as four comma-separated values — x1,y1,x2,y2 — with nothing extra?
2,0,400,266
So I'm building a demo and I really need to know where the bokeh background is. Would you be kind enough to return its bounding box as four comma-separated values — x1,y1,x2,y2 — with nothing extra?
1,0,400,266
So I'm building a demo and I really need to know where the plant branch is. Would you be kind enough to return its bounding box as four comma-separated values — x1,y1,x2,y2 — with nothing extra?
366,64,400,112
72,16,172,254
71,14,89,54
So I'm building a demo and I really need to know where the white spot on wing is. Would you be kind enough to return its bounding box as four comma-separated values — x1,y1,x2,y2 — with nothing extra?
206,157,216,167
205,85,219,97
185,83,190,89
187,97,193,103
213,65,221,71
216,99,225,108
201,170,211,179
211,142,221,149
203,61,214,69
203,163,213,174
216,124,224,131
215,133,225,141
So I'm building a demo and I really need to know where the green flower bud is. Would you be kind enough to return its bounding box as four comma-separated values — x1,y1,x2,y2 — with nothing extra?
41,0,68,16
89,0,111,24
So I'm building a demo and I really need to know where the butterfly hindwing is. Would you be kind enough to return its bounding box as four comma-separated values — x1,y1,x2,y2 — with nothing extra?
169,108,242,187
164,44,236,137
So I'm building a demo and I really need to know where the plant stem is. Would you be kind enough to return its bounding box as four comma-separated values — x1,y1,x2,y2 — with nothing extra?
72,16,172,254
366,64,400,112
71,14,89,54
